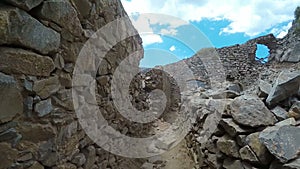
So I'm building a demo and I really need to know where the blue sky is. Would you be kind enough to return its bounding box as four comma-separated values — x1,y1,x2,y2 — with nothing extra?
121,0,299,67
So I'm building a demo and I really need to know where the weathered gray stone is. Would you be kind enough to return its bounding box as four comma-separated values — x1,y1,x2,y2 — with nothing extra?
24,96,34,117
71,153,86,167
242,162,259,169
206,153,222,169
19,124,55,143
275,118,296,126
40,152,59,167
0,73,23,124
208,89,240,99
269,160,284,169
0,121,17,134
61,41,83,63
24,79,33,92
258,80,272,97
27,161,44,169
0,142,18,169
280,42,300,63
236,134,247,146
33,76,61,99
0,47,55,76
58,72,72,88
0,128,21,146
17,152,33,162
227,83,243,93
230,95,277,127
216,136,240,158
246,132,273,165
0,6,60,54
54,163,77,169
36,0,83,36
284,158,300,169
52,89,74,111
223,159,244,169
267,70,300,106
271,106,289,121
220,118,253,137
83,146,96,169
53,54,65,70
34,99,53,117
70,0,92,18
239,145,260,163
141,162,155,169
38,140,58,167
259,125,300,163
4,0,43,11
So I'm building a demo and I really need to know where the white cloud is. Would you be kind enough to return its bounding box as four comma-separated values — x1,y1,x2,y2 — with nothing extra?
169,45,176,51
141,34,163,46
271,22,293,38
128,13,188,36
121,0,300,37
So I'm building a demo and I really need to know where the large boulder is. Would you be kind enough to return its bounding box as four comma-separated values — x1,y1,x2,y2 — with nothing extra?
230,95,277,127
245,132,273,165
0,73,23,124
259,125,300,163
0,6,60,54
266,70,300,106
280,42,300,63
0,47,55,76
284,158,300,169
3,0,43,11
35,0,83,37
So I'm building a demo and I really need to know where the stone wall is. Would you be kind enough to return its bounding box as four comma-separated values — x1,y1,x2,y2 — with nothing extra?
133,17,300,168
0,1,299,169
0,0,145,168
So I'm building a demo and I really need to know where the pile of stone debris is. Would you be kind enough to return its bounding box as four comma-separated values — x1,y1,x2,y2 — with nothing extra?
183,68,300,169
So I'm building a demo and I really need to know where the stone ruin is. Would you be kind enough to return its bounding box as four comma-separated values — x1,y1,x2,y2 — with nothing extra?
0,0,299,169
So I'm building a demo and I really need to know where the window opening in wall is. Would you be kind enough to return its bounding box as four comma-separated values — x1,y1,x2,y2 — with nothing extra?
255,44,270,63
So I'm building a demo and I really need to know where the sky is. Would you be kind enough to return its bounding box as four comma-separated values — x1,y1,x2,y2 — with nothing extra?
121,0,300,67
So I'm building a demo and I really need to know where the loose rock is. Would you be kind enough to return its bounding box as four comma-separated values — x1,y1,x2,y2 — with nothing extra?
239,145,260,163
246,132,273,165
216,136,240,158
271,106,289,121
4,0,43,11
259,125,300,163
230,95,277,127
267,70,300,106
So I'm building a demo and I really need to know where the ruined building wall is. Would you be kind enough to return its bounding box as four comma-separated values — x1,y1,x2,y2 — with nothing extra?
0,0,146,168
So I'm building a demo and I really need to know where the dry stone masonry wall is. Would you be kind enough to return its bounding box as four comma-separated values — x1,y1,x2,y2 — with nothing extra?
0,1,300,169
0,0,146,168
